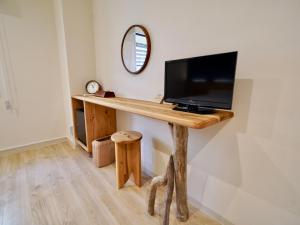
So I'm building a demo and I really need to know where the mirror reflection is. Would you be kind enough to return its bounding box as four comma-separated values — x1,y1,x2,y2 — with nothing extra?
121,25,151,74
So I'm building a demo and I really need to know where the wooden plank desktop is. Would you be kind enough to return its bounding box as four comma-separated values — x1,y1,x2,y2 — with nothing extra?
72,95,233,129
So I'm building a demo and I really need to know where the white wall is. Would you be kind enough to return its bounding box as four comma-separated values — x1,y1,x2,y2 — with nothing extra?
59,0,96,96
54,0,96,142
0,0,66,150
93,0,300,224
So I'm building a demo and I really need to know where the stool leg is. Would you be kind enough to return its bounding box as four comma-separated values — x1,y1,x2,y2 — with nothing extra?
115,143,129,189
127,141,141,187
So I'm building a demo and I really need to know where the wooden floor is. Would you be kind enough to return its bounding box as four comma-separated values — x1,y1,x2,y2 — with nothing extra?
0,142,220,225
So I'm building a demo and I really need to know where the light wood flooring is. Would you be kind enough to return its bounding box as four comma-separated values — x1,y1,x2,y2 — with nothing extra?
0,142,220,225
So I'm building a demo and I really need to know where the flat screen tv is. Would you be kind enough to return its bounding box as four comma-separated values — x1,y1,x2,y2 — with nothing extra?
164,51,237,114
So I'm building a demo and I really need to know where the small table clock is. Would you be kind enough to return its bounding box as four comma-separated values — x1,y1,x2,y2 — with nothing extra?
86,80,102,94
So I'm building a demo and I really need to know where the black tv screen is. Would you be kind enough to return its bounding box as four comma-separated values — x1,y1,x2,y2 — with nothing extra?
164,52,237,110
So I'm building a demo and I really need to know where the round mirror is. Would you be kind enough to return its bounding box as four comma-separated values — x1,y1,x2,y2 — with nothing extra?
121,25,151,74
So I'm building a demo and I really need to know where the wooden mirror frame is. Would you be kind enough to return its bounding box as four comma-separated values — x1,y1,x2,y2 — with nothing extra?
121,25,151,75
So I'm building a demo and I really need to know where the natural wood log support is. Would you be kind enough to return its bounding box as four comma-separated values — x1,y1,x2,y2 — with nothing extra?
162,156,175,225
148,156,174,225
172,125,189,221
148,174,167,216
148,124,189,225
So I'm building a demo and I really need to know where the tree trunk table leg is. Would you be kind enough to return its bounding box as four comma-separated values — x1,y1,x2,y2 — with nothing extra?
162,156,175,225
148,156,174,225
148,160,168,216
147,124,189,224
171,124,189,222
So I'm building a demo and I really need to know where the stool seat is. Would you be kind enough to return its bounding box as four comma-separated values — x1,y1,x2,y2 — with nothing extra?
111,131,142,189
111,131,142,144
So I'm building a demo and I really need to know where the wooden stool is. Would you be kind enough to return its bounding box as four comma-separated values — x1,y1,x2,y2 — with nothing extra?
111,131,142,189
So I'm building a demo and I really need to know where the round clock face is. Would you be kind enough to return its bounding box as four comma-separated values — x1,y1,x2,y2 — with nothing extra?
86,80,101,94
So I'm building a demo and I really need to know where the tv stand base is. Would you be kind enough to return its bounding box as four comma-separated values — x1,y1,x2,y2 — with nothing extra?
173,104,216,114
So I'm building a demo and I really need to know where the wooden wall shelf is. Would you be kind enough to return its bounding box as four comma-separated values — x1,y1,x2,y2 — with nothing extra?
72,95,233,129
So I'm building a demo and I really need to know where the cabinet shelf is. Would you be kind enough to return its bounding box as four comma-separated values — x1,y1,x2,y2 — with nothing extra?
72,98,117,152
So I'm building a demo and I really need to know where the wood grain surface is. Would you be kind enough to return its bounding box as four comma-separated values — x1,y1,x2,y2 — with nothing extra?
72,96,233,129
0,142,221,225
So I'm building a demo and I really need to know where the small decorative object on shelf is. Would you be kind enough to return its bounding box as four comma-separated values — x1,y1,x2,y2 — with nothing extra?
86,80,102,94
95,90,115,98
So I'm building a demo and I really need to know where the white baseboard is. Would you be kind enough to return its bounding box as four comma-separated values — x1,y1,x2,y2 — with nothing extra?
188,196,235,225
66,137,76,149
0,137,67,154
